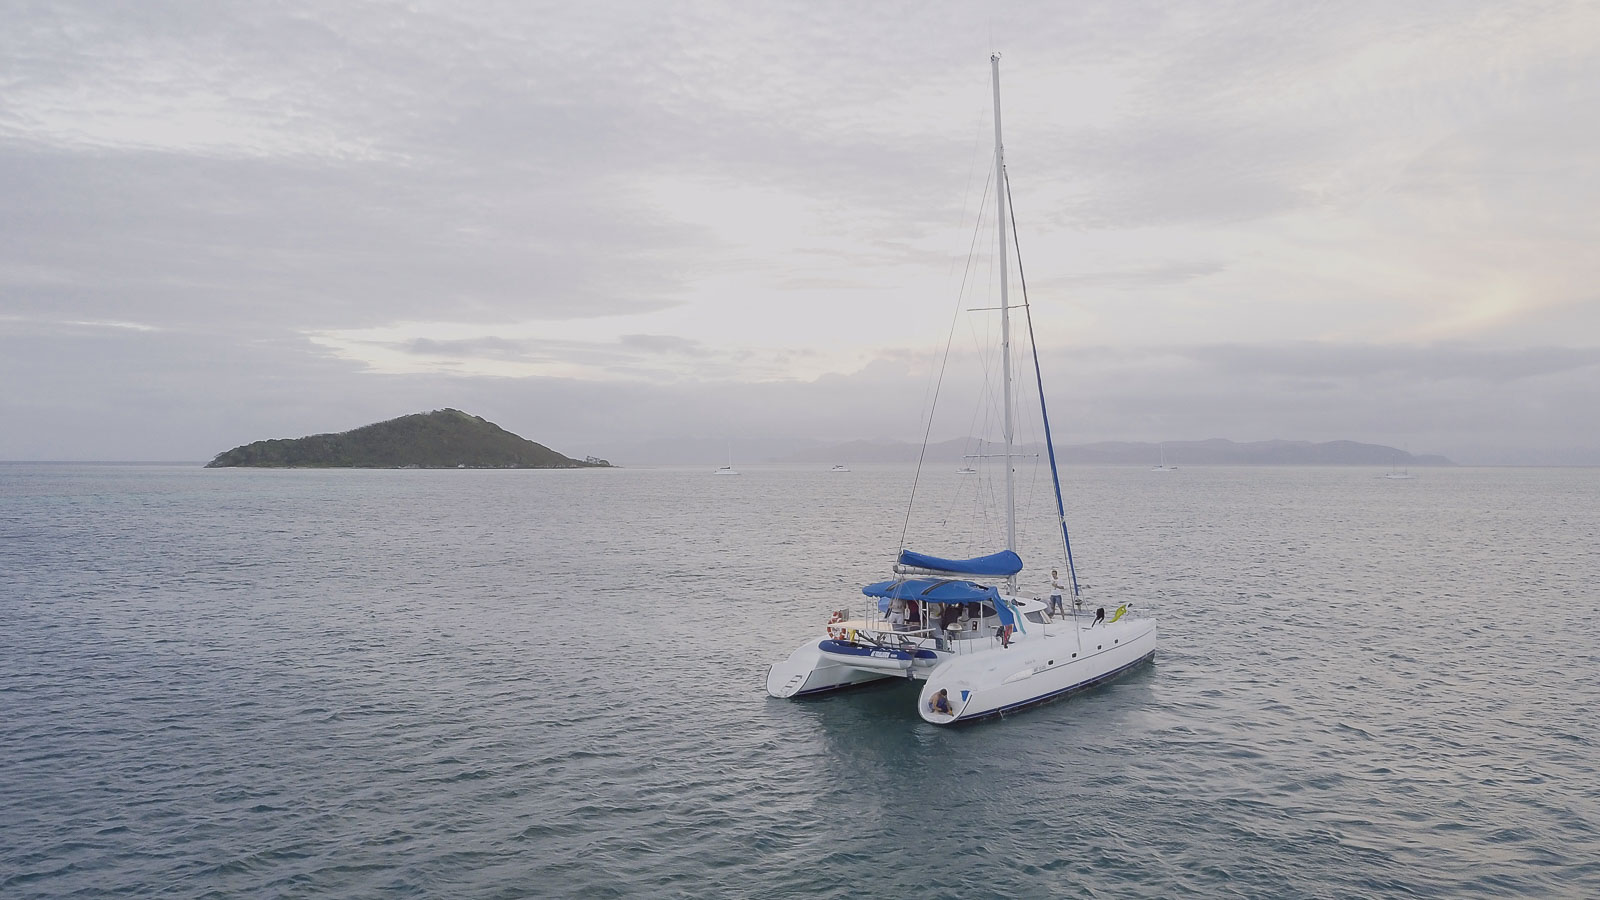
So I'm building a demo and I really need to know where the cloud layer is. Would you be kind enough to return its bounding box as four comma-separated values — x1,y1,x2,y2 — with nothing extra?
3,1,1598,462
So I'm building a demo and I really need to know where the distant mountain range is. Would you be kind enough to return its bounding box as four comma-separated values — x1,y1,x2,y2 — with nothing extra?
777,438,1453,467
205,409,611,469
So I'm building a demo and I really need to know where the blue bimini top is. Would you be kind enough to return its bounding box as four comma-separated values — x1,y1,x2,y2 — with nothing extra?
861,577,1019,628
862,577,1001,604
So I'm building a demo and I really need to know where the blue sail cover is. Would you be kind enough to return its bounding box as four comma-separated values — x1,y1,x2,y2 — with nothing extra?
897,549,1023,577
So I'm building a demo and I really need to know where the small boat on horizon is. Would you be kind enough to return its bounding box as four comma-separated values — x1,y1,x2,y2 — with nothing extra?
715,442,739,475
1151,442,1178,472
1381,448,1415,479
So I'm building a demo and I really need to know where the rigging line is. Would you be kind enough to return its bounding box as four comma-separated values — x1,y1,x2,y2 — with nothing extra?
957,215,1003,546
960,219,998,483
959,237,994,475
965,225,997,453
952,93,996,273
914,106,993,495
900,164,995,554
929,193,993,535
1004,164,1082,599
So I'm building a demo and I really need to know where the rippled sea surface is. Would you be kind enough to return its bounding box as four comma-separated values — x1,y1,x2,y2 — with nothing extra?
3,463,1598,898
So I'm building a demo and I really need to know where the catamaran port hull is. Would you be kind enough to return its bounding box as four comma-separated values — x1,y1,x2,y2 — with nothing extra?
765,640,896,698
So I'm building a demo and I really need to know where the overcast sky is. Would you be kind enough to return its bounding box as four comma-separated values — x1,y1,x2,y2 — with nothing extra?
3,1,1597,464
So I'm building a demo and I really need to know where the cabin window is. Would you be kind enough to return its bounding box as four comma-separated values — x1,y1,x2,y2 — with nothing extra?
1025,611,1046,624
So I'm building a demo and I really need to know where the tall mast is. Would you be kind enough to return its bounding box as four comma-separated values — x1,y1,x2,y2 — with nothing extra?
991,53,1016,592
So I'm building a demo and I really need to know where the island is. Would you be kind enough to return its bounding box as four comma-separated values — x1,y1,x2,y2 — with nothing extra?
204,409,612,469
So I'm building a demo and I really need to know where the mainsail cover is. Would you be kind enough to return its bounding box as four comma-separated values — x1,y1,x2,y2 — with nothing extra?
896,549,1023,576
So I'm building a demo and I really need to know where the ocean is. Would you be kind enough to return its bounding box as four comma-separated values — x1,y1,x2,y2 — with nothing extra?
2,463,1597,898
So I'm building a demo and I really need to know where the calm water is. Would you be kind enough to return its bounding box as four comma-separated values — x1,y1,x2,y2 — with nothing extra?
3,463,1598,898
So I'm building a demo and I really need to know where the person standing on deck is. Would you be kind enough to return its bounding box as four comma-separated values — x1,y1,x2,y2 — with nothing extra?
888,596,907,630
1048,569,1066,619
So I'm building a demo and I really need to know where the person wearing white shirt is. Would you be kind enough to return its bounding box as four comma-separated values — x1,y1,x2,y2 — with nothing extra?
1048,569,1066,619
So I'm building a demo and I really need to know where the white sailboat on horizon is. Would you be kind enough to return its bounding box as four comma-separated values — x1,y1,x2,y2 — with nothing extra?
1381,448,1415,479
765,55,1157,724
1152,442,1178,472
714,442,739,475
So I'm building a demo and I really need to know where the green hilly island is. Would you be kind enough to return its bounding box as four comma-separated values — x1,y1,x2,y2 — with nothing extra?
204,409,611,469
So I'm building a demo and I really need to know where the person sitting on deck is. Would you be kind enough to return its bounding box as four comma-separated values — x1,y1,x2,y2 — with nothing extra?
939,603,962,631
930,689,954,715
906,598,921,629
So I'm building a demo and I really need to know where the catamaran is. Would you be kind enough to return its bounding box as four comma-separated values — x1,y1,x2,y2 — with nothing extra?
765,55,1157,724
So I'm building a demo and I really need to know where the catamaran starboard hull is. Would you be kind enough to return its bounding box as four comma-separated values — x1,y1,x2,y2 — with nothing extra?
919,619,1156,724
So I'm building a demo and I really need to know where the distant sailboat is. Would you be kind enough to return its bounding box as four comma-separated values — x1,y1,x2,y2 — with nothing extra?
831,464,851,473
715,442,740,475
1381,450,1414,479
1152,443,1178,472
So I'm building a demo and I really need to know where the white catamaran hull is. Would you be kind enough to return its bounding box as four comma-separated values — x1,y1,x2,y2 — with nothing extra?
765,606,1155,722
765,640,896,698
919,618,1156,723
